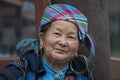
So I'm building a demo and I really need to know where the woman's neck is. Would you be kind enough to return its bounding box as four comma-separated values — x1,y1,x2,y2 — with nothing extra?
43,55,69,71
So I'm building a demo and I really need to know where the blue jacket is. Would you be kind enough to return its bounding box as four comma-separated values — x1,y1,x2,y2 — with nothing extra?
0,51,93,80
18,58,88,80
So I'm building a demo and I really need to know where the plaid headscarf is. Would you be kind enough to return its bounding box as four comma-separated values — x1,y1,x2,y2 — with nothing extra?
39,4,96,62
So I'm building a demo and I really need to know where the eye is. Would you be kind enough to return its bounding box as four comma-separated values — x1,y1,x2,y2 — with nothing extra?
53,32,61,36
68,36,76,40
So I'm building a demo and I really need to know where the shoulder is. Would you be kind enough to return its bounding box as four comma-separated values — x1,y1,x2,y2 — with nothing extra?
0,51,44,80
0,60,25,80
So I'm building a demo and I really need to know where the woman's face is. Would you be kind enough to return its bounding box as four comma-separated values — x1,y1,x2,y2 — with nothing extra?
39,20,79,64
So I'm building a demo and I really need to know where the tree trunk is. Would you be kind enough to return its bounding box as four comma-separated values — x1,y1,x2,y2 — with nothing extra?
35,0,51,38
51,0,112,80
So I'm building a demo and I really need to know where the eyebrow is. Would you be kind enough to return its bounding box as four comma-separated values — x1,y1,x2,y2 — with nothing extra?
52,26,62,32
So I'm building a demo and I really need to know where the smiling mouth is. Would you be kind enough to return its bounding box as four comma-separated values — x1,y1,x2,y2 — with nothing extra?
55,48,67,54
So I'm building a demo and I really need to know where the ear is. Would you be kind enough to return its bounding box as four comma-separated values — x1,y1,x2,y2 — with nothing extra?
39,32,44,49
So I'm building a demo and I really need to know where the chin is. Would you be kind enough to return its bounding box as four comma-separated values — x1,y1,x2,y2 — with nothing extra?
54,56,69,62
52,53,69,62
55,57,65,60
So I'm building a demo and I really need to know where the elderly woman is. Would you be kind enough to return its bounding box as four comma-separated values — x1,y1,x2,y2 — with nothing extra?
0,4,95,80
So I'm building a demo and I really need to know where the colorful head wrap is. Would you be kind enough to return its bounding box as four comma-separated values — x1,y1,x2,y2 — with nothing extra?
39,4,96,62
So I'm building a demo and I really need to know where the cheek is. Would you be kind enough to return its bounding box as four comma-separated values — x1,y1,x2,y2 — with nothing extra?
43,36,56,52
69,42,79,54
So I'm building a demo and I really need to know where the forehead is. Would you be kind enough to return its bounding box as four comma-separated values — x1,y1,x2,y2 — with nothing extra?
49,20,78,33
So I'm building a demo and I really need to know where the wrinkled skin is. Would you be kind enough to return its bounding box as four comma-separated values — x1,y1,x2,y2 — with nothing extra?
39,20,79,70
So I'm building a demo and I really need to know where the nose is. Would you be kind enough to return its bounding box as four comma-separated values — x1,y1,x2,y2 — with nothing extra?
58,36,67,47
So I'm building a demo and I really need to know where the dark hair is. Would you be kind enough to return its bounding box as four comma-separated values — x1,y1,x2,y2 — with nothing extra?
40,22,51,33
78,36,91,57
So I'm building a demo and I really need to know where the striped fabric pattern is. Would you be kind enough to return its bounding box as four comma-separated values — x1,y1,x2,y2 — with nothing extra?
39,4,88,35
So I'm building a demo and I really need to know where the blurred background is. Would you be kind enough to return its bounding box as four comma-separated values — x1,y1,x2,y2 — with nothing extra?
0,0,35,57
0,0,120,58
